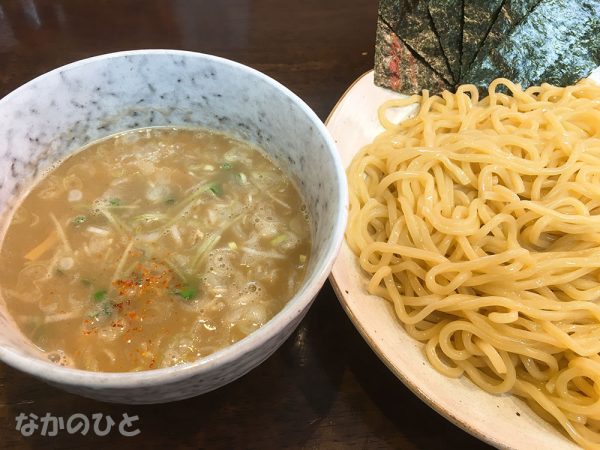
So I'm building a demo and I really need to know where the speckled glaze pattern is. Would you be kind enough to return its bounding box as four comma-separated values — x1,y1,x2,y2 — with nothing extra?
0,50,347,404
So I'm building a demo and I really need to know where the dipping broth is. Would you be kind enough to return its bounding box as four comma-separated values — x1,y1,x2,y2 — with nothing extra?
0,128,311,372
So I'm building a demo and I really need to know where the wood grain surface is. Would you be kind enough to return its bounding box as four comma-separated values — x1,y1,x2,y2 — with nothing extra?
0,1,490,448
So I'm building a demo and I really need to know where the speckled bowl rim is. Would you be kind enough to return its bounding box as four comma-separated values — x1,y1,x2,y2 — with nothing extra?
0,49,349,388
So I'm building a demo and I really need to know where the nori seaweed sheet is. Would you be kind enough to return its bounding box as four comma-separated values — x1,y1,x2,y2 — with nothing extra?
428,0,463,82
463,0,600,92
464,0,542,83
427,0,468,80
374,17,451,95
539,9,600,86
461,0,504,77
379,0,455,85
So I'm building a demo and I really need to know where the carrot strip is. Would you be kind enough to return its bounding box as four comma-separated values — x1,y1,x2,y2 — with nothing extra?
24,231,58,261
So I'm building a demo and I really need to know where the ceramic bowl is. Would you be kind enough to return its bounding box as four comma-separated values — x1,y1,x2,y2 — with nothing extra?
0,50,347,404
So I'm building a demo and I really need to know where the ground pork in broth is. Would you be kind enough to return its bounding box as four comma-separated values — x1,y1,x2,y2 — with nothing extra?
0,127,311,372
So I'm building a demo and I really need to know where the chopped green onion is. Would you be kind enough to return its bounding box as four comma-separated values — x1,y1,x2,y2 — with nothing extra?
228,241,238,250
133,213,167,223
93,290,107,302
131,272,144,287
165,198,176,205
89,300,113,320
73,215,87,225
271,234,287,246
191,233,222,270
31,322,44,342
108,198,121,206
220,162,232,170
208,183,222,196
175,286,197,301
102,302,112,315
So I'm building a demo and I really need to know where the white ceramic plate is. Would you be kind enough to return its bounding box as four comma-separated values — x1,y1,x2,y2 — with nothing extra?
326,70,583,450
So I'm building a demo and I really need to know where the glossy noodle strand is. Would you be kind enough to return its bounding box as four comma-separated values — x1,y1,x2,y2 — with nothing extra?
347,78,600,448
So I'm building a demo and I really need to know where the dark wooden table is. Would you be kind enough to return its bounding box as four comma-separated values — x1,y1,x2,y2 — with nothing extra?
0,1,491,448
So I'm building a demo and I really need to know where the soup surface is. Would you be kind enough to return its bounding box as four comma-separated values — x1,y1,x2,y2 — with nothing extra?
0,127,311,372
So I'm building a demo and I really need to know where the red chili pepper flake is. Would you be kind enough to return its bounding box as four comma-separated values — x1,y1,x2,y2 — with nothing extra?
82,326,99,335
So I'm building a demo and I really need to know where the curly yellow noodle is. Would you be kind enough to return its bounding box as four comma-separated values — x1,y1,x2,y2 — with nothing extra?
346,77,600,448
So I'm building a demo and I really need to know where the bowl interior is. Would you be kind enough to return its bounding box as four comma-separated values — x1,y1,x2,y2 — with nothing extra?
0,50,345,376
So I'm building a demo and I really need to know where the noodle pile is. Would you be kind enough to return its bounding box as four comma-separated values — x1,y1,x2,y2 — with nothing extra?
347,78,600,448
